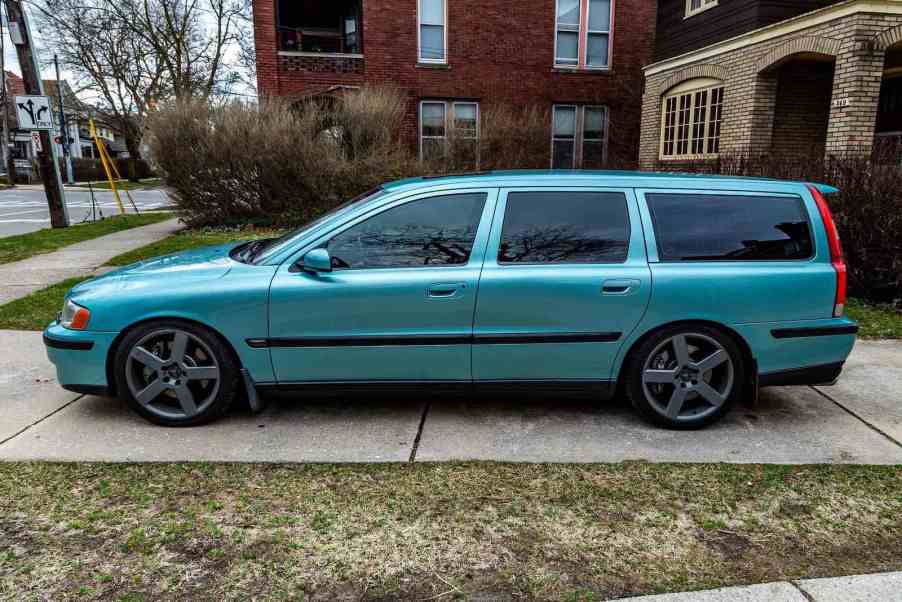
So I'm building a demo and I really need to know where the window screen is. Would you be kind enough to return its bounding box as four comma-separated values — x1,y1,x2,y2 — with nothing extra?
326,193,486,269
646,193,813,261
498,191,630,264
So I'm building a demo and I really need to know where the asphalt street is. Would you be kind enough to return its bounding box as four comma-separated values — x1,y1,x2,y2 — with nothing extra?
0,185,171,237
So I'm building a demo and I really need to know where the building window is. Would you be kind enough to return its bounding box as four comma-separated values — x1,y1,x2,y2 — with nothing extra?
418,0,446,63
660,79,723,160
420,100,480,165
685,0,717,18
552,105,608,169
555,0,612,69
276,0,363,54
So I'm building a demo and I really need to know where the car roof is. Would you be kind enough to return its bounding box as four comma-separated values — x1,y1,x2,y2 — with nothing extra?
381,170,839,195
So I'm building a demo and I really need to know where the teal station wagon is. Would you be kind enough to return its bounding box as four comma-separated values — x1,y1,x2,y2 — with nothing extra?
43,171,857,429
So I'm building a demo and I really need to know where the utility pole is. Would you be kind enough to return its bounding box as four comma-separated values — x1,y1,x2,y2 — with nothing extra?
53,54,72,184
0,4,14,186
3,0,67,227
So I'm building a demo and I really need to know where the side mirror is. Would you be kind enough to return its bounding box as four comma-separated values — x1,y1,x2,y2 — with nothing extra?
302,248,332,273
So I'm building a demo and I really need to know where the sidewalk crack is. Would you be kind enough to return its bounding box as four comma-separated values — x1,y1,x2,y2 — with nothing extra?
0,395,84,448
408,400,431,463
809,386,902,449
789,580,816,602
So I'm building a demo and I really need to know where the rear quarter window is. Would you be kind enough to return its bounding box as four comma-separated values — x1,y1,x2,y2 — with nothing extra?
646,193,813,261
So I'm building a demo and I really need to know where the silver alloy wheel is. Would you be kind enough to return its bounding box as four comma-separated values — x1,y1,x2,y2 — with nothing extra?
641,332,734,423
125,329,221,420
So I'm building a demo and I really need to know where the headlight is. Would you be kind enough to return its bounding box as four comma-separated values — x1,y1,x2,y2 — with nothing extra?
60,299,91,330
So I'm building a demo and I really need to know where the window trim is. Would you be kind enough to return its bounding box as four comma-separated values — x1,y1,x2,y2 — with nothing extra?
658,79,724,161
684,0,717,18
553,0,614,70
551,104,609,169
494,188,632,266
644,191,816,263
419,100,481,165
418,0,448,64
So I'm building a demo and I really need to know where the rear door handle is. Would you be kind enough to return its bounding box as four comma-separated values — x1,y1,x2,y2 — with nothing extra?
602,279,641,295
427,283,466,299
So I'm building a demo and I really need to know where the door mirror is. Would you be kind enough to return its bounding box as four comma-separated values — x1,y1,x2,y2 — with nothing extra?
302,248,332,273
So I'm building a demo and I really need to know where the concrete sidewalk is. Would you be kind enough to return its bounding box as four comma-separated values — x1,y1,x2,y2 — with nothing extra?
615,571,902,601
1,332,900,464
0,217,182,304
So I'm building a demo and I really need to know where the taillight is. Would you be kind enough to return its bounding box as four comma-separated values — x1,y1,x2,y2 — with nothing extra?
808,184,846,317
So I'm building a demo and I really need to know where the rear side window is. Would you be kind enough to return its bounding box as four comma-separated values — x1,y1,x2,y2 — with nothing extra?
498,191,630,264
646,193,813,261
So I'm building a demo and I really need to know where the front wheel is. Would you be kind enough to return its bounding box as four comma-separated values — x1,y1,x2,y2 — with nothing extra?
114,321,239,426
624,325,745,429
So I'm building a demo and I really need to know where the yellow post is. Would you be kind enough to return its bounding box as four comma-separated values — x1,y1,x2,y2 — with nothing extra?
90,118,125,214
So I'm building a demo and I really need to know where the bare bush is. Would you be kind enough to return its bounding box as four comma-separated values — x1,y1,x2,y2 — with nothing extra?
146,87,422,227
478,105,550,170
655,148,902,303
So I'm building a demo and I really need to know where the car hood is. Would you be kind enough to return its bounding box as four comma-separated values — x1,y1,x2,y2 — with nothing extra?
68,243,241,300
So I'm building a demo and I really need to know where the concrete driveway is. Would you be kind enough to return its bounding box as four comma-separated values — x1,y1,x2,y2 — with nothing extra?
0,186,170,237
1,330,900,464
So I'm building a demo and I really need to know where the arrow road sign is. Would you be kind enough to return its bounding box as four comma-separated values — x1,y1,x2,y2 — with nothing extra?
15,95,53,129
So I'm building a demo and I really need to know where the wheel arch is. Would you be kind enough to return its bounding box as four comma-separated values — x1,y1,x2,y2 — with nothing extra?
105,316,244,397
615,319,757,392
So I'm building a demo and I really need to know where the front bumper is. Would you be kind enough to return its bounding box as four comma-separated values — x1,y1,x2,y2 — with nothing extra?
43,322,118,396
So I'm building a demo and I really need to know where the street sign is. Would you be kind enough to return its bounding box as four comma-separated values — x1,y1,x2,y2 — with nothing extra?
30,130,42,153
15,95,53,129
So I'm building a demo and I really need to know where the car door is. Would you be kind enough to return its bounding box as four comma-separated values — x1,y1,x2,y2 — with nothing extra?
472,187,650,384
267,188,498,383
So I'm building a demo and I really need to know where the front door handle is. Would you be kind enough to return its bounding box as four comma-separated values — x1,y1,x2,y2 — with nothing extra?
427,283,466,299
602,279,641,295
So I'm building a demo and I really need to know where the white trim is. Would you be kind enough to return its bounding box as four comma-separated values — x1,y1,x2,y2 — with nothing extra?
419,100,481,163
646,0,902,76
550,104,609,168
684,0,717,19
586,0,613,68
658,83,724,160
418,0,448,64
277,51,364,58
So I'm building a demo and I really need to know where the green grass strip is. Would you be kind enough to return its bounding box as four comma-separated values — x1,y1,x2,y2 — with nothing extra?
0,213,172,265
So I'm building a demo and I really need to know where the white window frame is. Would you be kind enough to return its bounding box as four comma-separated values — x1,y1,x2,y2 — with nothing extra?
659,78,724,161
551,104,609,168
418,0,448,64
419,100,481,163
685,0,717,19
553,0,614,70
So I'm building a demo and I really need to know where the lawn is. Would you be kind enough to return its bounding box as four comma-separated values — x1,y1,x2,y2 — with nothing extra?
0,213,173,265
0,462,900,600
846,298,902,339
73,178,163,191
106,228,281,266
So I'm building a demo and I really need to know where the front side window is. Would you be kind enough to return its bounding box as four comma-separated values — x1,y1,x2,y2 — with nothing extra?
326,192,487,269
646,193,813,261
419,0,446,62
555,0,612,69
660,80,724,160
498,191,630,264
685,0,718,18
420,100,480,166
552,105,608,168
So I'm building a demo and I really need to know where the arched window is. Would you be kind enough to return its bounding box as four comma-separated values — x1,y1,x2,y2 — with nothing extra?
660,78,724,160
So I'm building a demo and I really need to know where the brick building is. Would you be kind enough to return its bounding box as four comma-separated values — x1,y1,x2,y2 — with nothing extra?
638,0,902,168
252,0,656,168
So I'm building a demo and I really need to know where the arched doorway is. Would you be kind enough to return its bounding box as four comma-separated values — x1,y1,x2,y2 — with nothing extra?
875,42,902,162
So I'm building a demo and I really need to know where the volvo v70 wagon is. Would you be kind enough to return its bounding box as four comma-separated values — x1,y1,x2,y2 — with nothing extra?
44,171,857,429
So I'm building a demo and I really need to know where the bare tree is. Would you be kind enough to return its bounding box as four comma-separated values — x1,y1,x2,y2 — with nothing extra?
34,0,246,177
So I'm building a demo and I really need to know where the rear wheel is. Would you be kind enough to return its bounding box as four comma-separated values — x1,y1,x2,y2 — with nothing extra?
625,325,745,429
115,321,238,426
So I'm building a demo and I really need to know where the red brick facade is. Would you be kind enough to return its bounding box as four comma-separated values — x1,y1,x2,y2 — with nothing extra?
253,0,656,167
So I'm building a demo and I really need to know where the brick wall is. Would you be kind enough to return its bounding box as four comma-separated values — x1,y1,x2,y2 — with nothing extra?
639,8,902,167
253,0,657,167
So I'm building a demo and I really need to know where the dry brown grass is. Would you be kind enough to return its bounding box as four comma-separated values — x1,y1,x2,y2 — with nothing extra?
1,462,900,600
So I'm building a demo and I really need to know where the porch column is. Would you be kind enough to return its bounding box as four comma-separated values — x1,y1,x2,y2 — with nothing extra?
744,73,778,155
825,39,885,155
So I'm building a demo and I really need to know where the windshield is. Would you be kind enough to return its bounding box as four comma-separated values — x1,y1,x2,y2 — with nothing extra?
250,187,386,264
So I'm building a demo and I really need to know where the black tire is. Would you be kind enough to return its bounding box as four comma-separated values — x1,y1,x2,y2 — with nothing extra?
623,323,746,430
114,320,239,427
